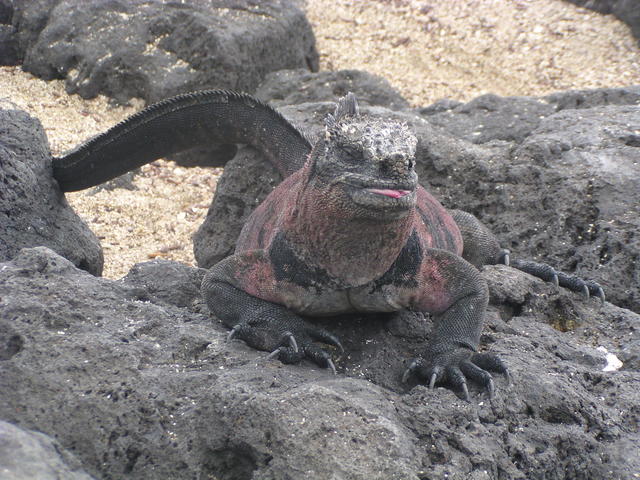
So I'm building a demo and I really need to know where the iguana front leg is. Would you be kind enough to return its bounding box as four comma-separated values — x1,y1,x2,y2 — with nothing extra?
201,251,343,371
397,248,509,399
451,210,605,301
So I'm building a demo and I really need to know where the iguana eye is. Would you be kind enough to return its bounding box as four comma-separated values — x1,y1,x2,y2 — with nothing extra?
340,146,361,163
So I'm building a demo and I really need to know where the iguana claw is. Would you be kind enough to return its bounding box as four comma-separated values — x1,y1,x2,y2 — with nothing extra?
312,330,344,354
428,369,439,389
460,381,470,402
227,324,241,342
267,347,284,360
327,358,337,375
581,284,590,299
402,359,419,384
486,377,495,398
283,331,299,353
585,281,606,303
499,249,510,266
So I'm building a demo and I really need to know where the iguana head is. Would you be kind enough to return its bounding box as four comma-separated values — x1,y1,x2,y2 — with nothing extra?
308,93,419,221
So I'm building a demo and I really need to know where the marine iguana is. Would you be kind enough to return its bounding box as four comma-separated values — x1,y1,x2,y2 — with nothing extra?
53,90,604,399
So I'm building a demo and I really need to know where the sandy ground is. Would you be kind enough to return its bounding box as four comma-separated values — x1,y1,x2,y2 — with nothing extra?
1,0,639,278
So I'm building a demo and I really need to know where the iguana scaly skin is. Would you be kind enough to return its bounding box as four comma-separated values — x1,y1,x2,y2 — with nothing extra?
53,90,604,399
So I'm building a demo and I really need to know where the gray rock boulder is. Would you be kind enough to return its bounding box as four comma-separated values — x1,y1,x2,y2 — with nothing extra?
0,1,19,65
420,93,556,144
418,86,640,145
12,0,319,104
122,259,207,310
505,105,640,311
0,420,95,480
0,107,103,275
546,85,640,110
0,246,638,479
0,24,20,65
7,0,57,64
194,147,282,268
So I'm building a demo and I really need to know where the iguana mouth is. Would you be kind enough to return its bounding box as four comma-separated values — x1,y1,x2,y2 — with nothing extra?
349,183,417,213
366,188,412,199
332,174,418,212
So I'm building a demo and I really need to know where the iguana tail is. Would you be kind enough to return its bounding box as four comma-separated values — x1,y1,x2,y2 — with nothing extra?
53,90,312,192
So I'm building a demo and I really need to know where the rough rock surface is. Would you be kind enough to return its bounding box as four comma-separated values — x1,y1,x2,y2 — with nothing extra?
0,24,20,66
420,86,640,145
0,420,95,480
199,76,640,313
420,93,556,145
0,0,18,65
10,0,319,104
0,107,103,275
0,0,12,24
1,246,638,479
1,68,639,478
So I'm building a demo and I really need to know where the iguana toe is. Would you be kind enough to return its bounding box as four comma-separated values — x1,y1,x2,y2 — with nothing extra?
460,359,495,397
557,272,606,303
513,259,559,285
309,328,344,354
267,333,302,358
402,359,428,384
327,358,337,375
269,341,337,374
301,343,339,372
470,352,509,375
446,365,471,401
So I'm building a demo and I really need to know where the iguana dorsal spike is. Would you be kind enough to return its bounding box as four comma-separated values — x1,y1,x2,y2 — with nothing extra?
326,92,359,129
334,92,359,120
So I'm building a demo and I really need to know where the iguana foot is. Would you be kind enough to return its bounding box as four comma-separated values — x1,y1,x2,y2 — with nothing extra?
511,259,605,302
226,317,343,372
403,348,509,401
